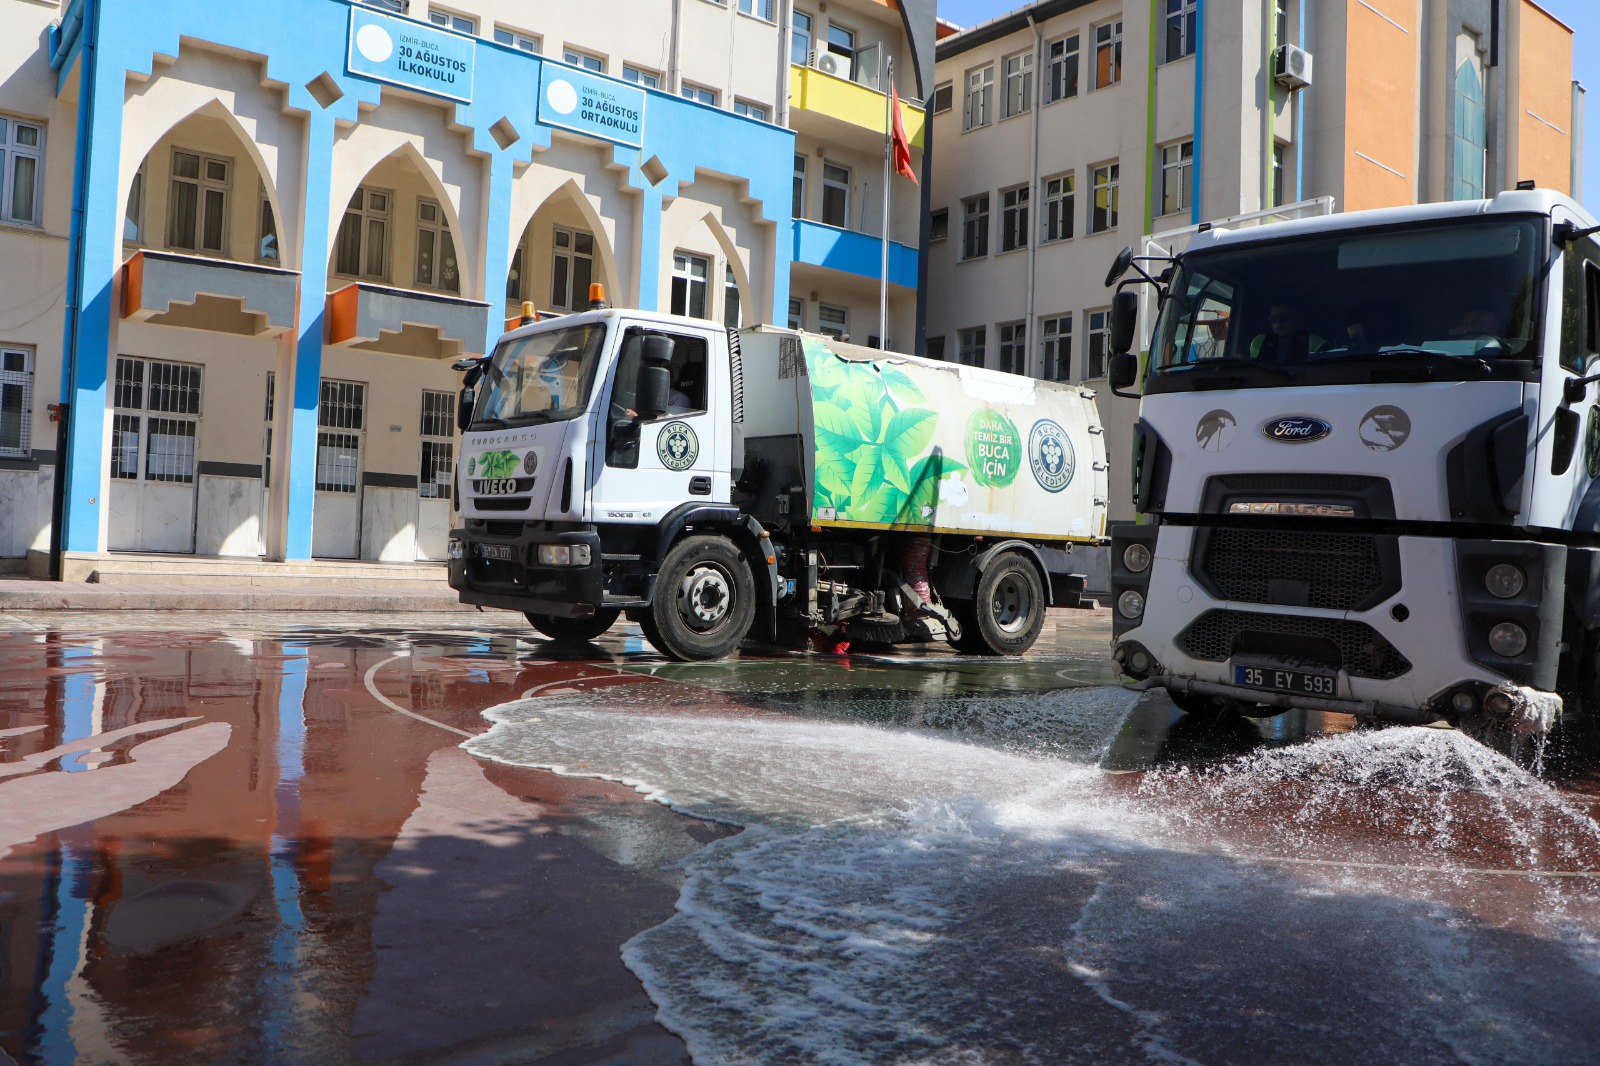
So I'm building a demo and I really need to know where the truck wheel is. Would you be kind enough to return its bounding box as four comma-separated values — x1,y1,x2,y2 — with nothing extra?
639,535,756,661
952,553,1046,655
525,609,620,643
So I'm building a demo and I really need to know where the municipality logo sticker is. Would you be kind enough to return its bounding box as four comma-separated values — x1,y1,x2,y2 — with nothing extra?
658,421,699,471
1028,419,1076,493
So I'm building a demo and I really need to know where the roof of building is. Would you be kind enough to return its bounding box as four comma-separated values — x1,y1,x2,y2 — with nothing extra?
934,0,1099,61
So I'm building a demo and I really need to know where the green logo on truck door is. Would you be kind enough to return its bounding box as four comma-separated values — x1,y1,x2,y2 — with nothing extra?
967,409,1021,488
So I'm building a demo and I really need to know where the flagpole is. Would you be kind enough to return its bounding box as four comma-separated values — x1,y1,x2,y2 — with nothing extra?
879,54,892,349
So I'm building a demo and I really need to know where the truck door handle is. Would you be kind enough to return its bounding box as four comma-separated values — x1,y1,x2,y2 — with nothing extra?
689,476,712,495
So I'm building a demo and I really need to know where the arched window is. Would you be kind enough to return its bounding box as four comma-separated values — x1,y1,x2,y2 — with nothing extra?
1453,33,1487,201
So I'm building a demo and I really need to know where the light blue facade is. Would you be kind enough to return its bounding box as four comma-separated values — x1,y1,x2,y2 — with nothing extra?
791,219,919,291
49,0,794,561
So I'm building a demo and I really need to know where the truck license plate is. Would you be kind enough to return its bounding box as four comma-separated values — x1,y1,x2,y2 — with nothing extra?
1232,663,1338,697
477,543,514,561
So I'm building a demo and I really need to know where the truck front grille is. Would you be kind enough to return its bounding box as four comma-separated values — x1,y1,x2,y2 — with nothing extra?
475,497,531,511
1195,528,1391,611
1175,609,1412,680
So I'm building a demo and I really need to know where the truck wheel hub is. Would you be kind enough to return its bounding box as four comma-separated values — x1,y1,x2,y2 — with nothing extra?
680,567,730,626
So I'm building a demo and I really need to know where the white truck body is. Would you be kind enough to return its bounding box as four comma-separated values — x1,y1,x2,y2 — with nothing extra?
449,308,1108,659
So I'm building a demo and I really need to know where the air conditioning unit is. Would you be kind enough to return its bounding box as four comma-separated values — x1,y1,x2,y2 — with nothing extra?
814,52,843,76
1273,43,1313,90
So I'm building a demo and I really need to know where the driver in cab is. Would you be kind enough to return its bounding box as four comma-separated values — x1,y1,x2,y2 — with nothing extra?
1249,302,1325,363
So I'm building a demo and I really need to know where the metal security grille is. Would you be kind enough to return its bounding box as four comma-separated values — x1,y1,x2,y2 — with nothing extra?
319,379,365,430
418,389,454,500
1176,609,1412,680
147,360,202,414
316,431,360,493
111,413,141,480
263,372,274,489
0,346,32,457
112,357,202,483
144,417,197,484
1197,528,1387,611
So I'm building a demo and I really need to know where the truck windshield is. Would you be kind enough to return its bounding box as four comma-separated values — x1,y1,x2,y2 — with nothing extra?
472,322,609,425
1149,216,1544,389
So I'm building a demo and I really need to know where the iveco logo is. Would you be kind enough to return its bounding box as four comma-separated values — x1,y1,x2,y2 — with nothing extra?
1263,416,1331,443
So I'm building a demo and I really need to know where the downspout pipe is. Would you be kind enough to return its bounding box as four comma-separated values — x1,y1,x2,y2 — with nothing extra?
53,0,100,581
1025,11,1041,375
1295,0,1305,202
1191,0,1205,223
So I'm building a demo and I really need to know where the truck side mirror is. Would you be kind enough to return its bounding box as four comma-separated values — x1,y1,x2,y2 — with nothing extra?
637,364,670,419
457,386,475,432
1109,289,1140,354
1109,353,1139,394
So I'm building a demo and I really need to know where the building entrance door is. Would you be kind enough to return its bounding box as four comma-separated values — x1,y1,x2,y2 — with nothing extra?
108,357,201,553
415,389,454,560
312,379,364,559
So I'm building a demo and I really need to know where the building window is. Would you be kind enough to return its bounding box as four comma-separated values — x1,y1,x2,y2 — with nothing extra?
929,208,948,242
724,265,742,327
112,357,202,485
1275,0,1288,46
1086,309,1111,379
1042,172,1074,242
1041,315,1071,380
964,65,994,130
258,191,279,263
263,370,274,489
672,251,710,319
933,82,953,114
739,0,775,20
415,199,458,292
316,379,364,494
792,10,813,66
962,194,990,260
793,154,807,218
788,297,803,330
681,82,719,106
168,150,229,254
1001,186,1029,253
1046,34,1080,102
0,346,32,457
124,166,144,243
1093,20,1123,89
335,186,390,280
506,241,526,302
1090,163,1119,234
493,26,540,52
822,163,850,228
998,322,1026,374
1453,33,1487,201
564,49,604,72
958,327,986,367
427,8,475,33
362,0,407,11
818,303,848,340
419,390,454,500
1003,51,1033,118
1159,140,1193,217
1164,0,1198,63
622,64,659,88
550,227,595,311
734,99,769,121
826,23,857,79
1273,142,1287,207
924,336,945,360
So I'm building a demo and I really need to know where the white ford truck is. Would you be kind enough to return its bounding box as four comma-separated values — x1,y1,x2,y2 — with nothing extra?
448,300,1108,660
1106,188,1600,756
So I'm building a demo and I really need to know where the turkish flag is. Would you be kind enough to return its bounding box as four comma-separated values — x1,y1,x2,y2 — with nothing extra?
890,84,918,184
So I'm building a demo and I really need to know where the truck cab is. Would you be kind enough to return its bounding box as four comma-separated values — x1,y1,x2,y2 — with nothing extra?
1107,189,1600,756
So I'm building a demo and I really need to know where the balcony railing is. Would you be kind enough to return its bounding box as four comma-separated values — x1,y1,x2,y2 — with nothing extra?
121,250,298,336
788,64,926,149
792,219,918,288
326,282,491,360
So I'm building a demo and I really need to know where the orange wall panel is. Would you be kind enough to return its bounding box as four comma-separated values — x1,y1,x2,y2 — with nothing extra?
1515,1,1573,193
1344,0,1419,212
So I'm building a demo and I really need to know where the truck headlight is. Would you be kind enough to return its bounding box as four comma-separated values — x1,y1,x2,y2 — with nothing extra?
1117,589,1145,620
1123,543,1152,573
447,539,464,560
1487,622,1528,657
537,544,592,566
1484,563,1525,599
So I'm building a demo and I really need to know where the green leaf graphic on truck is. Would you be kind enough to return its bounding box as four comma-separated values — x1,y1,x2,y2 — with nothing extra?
805,339,965,526
477,450,520,479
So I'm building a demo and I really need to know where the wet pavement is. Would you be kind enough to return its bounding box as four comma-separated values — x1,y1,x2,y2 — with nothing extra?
3,608,1600,1064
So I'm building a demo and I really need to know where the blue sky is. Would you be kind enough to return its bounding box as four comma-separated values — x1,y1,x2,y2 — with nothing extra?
936,0,1598,210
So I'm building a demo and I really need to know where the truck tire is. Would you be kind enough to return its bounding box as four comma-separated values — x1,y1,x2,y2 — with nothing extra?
525,609,620,643
639,535,756,661
951,553,1046,655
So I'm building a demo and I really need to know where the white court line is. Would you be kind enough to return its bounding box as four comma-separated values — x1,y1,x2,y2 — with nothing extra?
362,654,475,739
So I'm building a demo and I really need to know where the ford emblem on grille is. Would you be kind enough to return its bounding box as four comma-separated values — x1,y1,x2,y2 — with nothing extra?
1262,416,1331,443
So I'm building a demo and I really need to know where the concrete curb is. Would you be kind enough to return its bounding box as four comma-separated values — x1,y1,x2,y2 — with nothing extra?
0,581,480,613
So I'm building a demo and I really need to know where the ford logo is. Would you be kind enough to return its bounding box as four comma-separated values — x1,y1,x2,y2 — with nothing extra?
1263,416,1331,443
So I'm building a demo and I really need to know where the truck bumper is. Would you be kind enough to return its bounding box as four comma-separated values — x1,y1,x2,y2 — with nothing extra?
1111,524,1565,723
447,524,606,618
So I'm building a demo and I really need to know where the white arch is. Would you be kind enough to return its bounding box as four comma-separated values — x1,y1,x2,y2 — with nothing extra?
510,176,625,309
